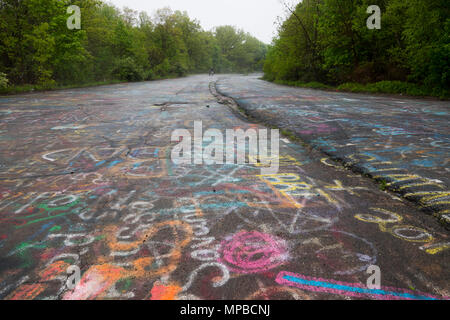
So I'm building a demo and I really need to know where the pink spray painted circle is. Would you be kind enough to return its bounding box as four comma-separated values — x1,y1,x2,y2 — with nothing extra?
218,230,289,274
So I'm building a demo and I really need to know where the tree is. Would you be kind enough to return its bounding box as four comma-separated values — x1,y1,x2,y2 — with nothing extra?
264,0,449,94
0,0,267,87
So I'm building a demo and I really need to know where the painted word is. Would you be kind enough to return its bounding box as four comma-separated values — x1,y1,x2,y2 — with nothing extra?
354,208,450,255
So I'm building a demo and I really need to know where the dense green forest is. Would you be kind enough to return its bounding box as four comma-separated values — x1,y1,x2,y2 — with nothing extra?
0,0,266,90
264,0,450,97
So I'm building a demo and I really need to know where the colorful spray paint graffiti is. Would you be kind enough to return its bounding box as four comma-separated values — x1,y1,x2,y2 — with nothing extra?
218,230,289,274
0,75,448,300
276,271,447,300
216,75,450,226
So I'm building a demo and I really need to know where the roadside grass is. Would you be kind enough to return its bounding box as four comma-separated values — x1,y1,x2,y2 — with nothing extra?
273,79,333,90
267,78,449,100
0,80,127,95
377,179,388,191
337,81,449,99
0,73,188,96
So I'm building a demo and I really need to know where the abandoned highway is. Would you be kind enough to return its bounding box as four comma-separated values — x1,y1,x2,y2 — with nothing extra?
0,74,448,300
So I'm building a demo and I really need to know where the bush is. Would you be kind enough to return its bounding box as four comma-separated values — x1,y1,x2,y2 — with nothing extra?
336,83,367,93
268,78,448,99
154,59,171,77
112,57,144,82
0,72,8,89
273,79,332,90
301,82,332,90
143,69,155,81
171,62,188,77
367,81,409,94
336,81,450,98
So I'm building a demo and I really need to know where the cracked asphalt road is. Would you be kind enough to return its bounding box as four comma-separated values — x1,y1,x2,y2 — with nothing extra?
217,75,450,227
0,75,448,300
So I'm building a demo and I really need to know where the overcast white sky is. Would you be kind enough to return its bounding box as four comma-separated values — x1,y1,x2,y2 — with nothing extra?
107,0,289,43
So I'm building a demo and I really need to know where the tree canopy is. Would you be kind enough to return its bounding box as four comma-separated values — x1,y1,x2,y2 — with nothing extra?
264,0,449,96
0,0,267,87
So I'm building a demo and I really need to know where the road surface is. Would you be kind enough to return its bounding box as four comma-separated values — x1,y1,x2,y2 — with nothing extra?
0,75,448,300
217,75,450,227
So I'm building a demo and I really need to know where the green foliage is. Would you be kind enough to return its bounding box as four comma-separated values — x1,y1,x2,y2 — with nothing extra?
264,0,449,98
214,26,266,73
0,79,124,95
0,1,267,90
337,81,449,98
112,57,144,82
0,72,8,88
272,79,332,90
